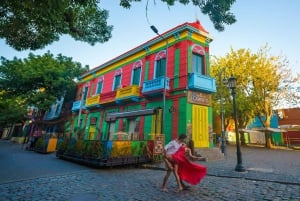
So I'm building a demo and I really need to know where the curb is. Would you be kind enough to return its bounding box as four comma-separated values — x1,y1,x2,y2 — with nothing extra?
140,163,300,186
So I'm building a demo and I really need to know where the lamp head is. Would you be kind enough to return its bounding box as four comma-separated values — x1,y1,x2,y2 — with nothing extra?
150,25,159,34
227,76,237,89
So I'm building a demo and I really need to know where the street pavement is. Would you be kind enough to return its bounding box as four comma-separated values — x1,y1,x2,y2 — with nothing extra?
0,140,299,201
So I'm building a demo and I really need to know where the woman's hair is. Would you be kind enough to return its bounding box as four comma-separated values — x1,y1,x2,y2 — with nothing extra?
178,134,187,140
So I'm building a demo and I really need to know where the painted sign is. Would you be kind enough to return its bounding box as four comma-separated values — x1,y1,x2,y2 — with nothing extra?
187,91,211,106
153,134,164,154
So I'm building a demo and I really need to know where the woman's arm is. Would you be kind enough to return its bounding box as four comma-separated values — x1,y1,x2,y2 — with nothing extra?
185,147,207,161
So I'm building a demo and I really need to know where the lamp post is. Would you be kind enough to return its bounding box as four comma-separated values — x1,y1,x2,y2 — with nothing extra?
218,69,226,155
227,76,246,172
77,87,86,128
150,25,168,134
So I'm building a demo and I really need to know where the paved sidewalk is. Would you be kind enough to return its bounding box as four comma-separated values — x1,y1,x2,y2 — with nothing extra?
143,145,300,185
1,141,299,200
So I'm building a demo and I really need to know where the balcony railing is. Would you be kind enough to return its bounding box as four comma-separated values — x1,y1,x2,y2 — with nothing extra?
85,94,101,108
99,91,117,105
116,85,140,103
188,73,216,94
142,77,170,94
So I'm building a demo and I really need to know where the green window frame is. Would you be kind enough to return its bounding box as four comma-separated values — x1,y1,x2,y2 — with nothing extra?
192,52,205,75
113,74,121,91
155,58,166,78
96,81,103,94
132,67,141,85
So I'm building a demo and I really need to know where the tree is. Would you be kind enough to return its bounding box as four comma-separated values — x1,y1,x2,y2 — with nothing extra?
210,45,300,148
0,0,113,51
0,0,236,50
0,52,88,123
0,96,27,128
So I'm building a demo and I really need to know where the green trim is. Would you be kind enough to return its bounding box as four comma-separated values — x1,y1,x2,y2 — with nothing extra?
144,60,150,81
178,97,187,137
186,102,192,125
187,45,192,73
206,53,210,76
174,48,180,88
85,112,101,140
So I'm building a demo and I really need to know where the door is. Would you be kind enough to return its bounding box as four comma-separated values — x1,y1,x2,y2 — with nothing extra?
192,105,209,148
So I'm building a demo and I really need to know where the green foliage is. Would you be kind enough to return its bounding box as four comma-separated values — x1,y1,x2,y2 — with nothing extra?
34,136,47,151
0,97,27,127
210,45,297,131
0,52,88,112
0,0,112,50
57,139,70,153
123,0,236,31
61,139,105,159
82,141,104,159
0,0,235,51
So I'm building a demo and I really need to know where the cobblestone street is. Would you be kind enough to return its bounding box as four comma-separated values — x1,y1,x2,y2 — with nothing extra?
1,141,299,201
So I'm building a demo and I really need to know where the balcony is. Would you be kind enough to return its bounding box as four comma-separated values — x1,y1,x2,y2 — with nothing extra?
85,94,101,108
44,98,64,120
115,85,141,104
71,100,86,112
142,77,170,96
99,91,117,105
188,73,216,94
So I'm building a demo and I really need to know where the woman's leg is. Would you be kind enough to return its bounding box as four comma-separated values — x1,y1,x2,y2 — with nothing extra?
173,164,183,192
163,154,174,170
161,168,172,192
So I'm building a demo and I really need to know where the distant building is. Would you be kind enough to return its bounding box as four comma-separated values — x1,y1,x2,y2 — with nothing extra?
277,108,300,145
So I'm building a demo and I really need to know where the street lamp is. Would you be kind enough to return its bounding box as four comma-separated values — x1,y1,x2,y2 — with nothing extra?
150,25,168,134
77,87,86,128
227,76,246,172
218,69,226,155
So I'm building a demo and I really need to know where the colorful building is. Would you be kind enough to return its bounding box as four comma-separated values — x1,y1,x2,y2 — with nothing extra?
71,21,216,148
277,108,300,146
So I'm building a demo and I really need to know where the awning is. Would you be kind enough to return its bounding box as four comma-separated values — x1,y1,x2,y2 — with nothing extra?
239,129,262,134
251,127,287,132
278,125,300,131
106,108,159,122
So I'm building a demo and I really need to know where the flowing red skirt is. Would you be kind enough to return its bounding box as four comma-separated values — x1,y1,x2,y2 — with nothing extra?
172,146,207,185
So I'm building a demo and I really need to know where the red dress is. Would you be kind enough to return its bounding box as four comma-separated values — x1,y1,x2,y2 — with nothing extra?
172,146,207,185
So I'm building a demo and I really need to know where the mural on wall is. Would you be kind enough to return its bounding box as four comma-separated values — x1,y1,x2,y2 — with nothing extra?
109,141,150,158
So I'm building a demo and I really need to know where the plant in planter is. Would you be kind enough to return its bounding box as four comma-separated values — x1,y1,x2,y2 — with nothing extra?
81,141,104,160
56,138,70,155
34,136,47,153
65,138,78,156
73,127,85,140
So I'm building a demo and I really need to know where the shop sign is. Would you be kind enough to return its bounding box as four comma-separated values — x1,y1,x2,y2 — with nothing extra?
187,91,211,106
154,135,164,154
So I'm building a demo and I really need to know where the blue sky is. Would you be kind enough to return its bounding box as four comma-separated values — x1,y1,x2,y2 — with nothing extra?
1,0,299,73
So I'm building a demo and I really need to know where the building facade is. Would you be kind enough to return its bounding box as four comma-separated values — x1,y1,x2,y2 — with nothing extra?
71,21,216,148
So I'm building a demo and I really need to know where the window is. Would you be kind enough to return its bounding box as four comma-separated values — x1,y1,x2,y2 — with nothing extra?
155,58,166,78
192,53,205,75
90,83,95,96
113,74,121,91
191,44,206,75
83,86,88,101
155,51,166,78
132,67,141,85
96,81,103,94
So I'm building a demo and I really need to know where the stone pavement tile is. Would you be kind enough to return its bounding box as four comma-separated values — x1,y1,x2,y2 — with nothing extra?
0,169,299,201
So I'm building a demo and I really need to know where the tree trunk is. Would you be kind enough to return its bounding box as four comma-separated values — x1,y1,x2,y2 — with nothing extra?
265,131,274,149
240,131,246,146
